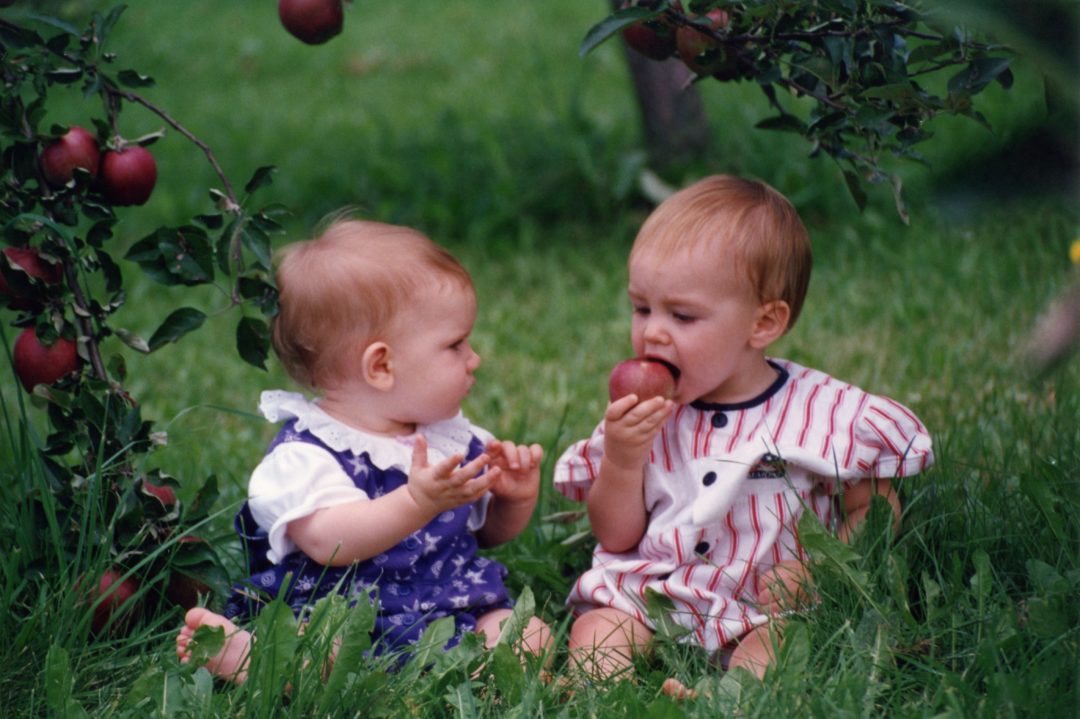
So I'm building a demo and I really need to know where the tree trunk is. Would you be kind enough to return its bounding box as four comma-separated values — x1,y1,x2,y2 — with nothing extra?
612,2,711,168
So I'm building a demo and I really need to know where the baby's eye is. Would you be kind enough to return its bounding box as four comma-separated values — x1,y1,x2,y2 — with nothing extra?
673,312,696,323
632,306,650,316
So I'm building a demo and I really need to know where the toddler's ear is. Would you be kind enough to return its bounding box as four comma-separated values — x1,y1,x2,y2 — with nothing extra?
361,341,395,391
749,300,791,349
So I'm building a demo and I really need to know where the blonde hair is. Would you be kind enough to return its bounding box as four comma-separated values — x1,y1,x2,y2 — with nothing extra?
271,216,473,389
630,174,812,331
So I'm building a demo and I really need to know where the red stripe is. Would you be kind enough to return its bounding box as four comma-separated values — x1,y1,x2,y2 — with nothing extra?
823,387,845,461
843,392,870,469
797,384,820,448
691,411,706,459
772,376,797,441
726,407,747,453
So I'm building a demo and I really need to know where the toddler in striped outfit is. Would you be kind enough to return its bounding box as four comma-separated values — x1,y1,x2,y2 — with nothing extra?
554,175,933,694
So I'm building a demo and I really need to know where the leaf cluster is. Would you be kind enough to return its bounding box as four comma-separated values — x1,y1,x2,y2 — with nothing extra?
1,5,282,617
583,0,1016,221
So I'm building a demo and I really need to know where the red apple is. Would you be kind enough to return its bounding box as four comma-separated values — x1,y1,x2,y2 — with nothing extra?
278,0,344,45
622,21,676,60
0,247,62,309
100,146,157,206
608,357,677,402
676,8,734,76
12,327,80,392
39,126,100,188
85,568,140,635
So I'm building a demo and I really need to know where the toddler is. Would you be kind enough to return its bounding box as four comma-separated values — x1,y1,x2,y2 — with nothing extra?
554,175,933,693
176,217,551,682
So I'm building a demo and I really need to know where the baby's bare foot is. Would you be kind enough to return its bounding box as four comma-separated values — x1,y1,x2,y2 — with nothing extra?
661,676,698,700
176,607,252,684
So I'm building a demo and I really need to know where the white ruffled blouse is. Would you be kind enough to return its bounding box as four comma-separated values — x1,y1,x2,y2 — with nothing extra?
248,390,494,564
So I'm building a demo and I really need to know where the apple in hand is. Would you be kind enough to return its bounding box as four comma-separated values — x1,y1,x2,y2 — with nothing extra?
40,126,100,187
278,0,344,45
12,327,80,392
608,357,677,402
0,247,62,309
100,146,157,206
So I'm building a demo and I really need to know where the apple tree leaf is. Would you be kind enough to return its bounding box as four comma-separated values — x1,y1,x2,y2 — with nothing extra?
148,307,206,351
244,165,277,194
579,4,660,58
236,316,270,370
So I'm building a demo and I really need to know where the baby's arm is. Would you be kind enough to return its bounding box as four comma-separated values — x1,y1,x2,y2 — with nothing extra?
587,394,672,553
288,436,493,566
757,476,901,612
475,439,543,547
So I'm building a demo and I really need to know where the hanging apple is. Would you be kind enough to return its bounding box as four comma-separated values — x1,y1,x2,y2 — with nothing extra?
100,146,157,206
39,126,100,188
278,0,344,45
676,8,736,77
12,327,80,391
0,247,62,309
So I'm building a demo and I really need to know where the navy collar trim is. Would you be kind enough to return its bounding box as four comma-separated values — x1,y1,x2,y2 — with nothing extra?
690,360,789,412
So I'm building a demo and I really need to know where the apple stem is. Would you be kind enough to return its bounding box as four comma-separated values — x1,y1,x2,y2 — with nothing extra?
106,87,239,210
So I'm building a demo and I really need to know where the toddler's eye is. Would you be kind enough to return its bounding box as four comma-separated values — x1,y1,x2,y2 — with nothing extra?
632,306,650,316
673,312,696,323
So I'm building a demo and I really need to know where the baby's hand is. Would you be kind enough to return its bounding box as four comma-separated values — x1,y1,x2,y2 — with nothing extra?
484,439,543,506
602,394,673,471
407,435,494,516
756,559,813,614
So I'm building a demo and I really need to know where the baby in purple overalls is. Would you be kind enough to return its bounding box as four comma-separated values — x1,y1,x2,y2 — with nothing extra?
175,216,551,683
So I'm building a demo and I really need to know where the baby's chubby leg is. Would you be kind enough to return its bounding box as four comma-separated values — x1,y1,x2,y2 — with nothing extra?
175,607,253,684
568,607,653,682
474,607,553,657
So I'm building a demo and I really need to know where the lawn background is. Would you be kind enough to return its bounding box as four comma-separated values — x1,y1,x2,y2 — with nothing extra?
1,1,1077,716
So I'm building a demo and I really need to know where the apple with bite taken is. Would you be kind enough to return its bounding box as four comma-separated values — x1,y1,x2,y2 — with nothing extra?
609,357,676,402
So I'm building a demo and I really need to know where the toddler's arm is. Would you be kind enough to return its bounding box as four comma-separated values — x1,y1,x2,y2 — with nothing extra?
475,439,543,547
287,436,493,566
587,394,672,553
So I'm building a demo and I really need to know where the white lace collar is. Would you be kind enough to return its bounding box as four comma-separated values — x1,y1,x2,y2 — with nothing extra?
258,390,488,470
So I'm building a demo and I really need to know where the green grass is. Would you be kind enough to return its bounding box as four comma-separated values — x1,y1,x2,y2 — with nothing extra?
2,1,1079,716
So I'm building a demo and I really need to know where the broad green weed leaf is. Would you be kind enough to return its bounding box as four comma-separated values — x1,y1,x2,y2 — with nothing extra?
45,645,89,718
497,585,535,645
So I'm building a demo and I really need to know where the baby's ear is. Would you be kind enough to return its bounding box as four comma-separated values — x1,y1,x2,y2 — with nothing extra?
361,341,395,391
749,300,791,349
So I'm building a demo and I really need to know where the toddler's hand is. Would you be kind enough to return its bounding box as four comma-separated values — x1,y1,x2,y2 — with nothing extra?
756,559,813,614
407,435,494,516
602,394,673,472
484,439,543,506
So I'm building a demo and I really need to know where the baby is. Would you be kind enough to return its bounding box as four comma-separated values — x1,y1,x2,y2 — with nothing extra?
176,217,551,682
555,175,933,692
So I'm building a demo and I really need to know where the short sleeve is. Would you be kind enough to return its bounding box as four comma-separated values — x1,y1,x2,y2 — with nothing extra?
849,393,934,481
248,442,368,563
553,422,606,502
